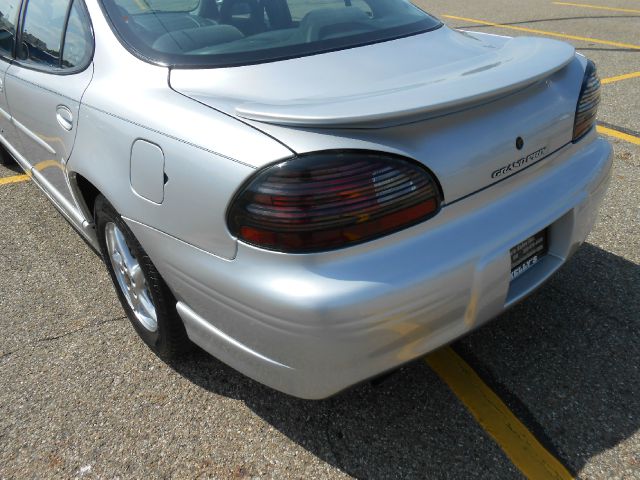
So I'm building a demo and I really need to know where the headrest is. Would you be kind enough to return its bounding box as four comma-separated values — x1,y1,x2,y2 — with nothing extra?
153,25,244,54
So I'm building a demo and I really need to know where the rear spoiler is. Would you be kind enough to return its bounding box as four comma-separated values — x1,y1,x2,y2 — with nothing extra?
235,36,575,128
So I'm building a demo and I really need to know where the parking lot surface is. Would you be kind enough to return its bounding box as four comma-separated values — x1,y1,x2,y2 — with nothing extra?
1,1,638,478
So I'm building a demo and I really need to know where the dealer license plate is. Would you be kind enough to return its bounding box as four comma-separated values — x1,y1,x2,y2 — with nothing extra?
510,229,548,281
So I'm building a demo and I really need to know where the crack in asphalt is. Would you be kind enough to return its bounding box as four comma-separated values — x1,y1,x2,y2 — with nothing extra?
0,315,127,364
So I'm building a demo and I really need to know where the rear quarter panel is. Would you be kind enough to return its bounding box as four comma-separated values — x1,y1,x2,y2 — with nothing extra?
68,0,293,259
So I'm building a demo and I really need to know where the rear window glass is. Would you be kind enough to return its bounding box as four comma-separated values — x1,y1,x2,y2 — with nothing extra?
100,0,441,68
115,0,200,14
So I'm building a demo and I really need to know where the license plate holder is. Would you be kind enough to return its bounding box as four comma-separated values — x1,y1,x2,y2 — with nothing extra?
510,229,548,281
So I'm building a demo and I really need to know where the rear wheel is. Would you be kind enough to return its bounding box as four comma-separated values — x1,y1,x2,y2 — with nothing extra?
94,195,190,358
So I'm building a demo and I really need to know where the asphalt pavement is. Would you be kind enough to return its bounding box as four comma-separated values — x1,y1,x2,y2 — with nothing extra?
1,1,638,478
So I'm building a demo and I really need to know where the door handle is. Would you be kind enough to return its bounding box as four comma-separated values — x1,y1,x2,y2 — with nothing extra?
56,105,74,131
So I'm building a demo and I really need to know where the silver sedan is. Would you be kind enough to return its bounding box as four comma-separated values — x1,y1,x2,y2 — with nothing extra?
0,0,612,398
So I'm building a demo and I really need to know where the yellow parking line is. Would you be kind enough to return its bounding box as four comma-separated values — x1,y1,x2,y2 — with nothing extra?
597,125,640,145
0,174,30,186
427,347,573,480
553,2,640,14
442,15,640,50
602,71,640,85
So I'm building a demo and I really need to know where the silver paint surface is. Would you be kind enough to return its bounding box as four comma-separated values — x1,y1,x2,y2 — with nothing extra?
129,134,612,398
6,64,94,207
0,0,612,398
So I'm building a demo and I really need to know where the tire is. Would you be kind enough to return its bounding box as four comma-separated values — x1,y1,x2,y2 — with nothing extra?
94,195,191,358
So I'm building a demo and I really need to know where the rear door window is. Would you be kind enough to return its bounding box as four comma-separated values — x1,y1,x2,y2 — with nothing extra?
0,0,21,58
19,0,71,67
18,0,93,71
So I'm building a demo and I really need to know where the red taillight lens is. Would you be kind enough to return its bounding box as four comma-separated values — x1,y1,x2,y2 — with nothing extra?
573,60,601,142
227,151,441,253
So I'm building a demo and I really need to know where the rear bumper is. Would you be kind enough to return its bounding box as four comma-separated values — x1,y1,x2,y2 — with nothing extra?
126,134,613,399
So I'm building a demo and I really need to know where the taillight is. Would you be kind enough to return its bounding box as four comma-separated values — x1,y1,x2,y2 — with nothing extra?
573,60,601,142
227,151,441,253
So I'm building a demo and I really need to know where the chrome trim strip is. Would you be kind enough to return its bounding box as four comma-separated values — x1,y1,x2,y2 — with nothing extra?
0,106,10,121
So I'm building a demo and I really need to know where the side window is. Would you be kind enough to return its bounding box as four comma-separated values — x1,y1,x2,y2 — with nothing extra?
18,0,92,71
62,0,93,69
18,0,71,67
0,0,21,58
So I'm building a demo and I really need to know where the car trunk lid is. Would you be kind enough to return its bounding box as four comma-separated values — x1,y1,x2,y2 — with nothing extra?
170,27,575,128
170,27,582,203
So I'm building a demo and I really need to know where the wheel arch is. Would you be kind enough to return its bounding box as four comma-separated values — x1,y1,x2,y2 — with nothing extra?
69,171,105,223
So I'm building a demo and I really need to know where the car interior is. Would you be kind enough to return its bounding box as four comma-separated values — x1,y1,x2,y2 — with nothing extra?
105,0,429,57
